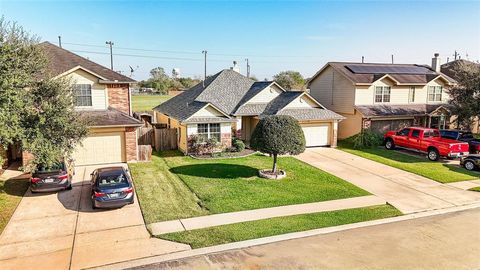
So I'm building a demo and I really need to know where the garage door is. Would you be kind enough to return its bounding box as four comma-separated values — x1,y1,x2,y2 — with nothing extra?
73,132,125,166
302,124,330,147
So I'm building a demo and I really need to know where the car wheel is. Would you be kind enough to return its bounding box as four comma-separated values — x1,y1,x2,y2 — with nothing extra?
427,149,439,161
464,160,476,171
91,200,97,209
66,184,72,190
385,139,395,150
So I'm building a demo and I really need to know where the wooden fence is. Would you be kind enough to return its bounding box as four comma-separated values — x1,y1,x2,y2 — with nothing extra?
154,128,178,151
138,127,154,146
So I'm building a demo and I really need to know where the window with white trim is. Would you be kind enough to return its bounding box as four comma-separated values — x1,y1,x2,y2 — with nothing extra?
73,84,92,106
375,86,391,103
428,86,442,102
197,123,221,142
409,87,415,103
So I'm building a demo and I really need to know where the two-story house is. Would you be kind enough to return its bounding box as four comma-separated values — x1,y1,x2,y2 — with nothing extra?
1,42,142,169
308,54,456,139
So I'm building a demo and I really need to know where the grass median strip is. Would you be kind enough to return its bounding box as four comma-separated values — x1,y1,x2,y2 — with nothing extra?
338,141,479,183
157,204,401,248
0,178,29,234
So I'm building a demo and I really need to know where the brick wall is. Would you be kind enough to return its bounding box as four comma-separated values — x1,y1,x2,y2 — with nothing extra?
22,151,35,172
107,84,130,114
221,132,232,148
125,127,137,162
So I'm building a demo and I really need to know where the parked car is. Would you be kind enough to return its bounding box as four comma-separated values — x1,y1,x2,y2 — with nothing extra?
460,155,480,171
440,130,480,154
384,127,470,161
30,160,74,193
90,166,134,209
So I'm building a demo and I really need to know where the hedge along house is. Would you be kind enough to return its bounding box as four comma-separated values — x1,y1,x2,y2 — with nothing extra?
6,42,144,167
153,69,344,154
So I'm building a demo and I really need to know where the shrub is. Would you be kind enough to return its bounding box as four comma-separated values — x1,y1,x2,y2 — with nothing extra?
187,135,221,156
250,115,306,173
351,130,384,149
231,138,245,152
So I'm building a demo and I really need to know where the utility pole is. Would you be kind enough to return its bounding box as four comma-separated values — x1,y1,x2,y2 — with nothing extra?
106,41,114,70
58,36,62,48
361,56,364,63
202,50,207,87
245,58,250,78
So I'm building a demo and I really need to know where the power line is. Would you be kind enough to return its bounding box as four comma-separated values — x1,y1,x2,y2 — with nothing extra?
60,41,323,58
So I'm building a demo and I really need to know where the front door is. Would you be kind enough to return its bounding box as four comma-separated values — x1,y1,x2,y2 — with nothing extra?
430,115,446,129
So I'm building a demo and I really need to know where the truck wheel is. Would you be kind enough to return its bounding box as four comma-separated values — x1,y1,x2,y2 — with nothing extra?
427,148,439,161
385,139,395,150
464,161,476,171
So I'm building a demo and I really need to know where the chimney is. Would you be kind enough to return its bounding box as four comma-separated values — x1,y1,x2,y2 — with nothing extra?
432,53,441,72
230,61,240,73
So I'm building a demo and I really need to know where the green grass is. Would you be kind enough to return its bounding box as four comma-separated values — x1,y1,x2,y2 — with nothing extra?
128,154,207,223
468,186,480,192
337,141,479,183
0,178,29,234
132,95,171,112
158,204,401,248
160,151,370,215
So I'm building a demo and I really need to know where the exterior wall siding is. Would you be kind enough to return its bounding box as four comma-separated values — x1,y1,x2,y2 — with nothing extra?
247,85,282,103
107,84,130,114
337,110,364,139
309,66,356,114
68,69,108,110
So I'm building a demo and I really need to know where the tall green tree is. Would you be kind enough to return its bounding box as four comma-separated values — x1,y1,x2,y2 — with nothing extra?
447,61,480,129
273,70,305,90
250,115,306,173
0,18,88,170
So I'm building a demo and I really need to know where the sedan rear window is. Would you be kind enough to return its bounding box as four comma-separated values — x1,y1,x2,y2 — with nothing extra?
96,171,129,188
36,162,65,173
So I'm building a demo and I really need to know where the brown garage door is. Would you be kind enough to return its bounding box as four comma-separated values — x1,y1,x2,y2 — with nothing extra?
370,119,414,134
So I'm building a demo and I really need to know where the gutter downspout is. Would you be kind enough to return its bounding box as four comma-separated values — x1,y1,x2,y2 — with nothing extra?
128,85,132,116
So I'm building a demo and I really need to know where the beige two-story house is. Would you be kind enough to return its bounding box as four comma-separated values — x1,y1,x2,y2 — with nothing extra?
1,42,142,169
308,54,456,139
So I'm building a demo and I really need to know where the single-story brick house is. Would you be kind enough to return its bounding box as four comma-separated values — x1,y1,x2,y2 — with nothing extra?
1,42,142,169
153,69,344,154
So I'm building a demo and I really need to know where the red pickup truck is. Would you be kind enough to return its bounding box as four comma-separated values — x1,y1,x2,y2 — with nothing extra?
384,127,470,161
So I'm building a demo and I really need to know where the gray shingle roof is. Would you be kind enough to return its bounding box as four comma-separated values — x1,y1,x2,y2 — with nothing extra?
355,104,450,117
234,103,269,116
262,92,303,115
39,42,135,83
78,107,143,127
276,108,345,121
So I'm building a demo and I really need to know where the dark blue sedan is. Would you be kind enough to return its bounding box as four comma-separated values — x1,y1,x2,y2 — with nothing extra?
90,166,134,209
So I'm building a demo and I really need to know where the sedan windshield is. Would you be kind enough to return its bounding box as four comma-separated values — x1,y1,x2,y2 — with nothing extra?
97,171,129,188
36,162,65,173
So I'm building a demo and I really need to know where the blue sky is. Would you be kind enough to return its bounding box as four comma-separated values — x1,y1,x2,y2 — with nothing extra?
1,0,479,80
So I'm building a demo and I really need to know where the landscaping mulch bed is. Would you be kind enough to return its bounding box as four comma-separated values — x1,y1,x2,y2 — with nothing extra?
189,149,256,160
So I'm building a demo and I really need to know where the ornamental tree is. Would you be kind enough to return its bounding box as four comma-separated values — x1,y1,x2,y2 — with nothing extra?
250,115,306,173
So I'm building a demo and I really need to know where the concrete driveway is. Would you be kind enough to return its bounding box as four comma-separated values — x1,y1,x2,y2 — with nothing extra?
0,164,189,270
297,148,480,214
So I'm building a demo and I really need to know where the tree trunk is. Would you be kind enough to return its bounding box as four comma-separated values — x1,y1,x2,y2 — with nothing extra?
272,153,278,173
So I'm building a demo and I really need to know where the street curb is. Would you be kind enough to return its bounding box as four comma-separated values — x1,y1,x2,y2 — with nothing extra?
89,202,480,270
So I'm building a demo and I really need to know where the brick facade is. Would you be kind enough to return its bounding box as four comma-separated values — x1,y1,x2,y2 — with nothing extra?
125,127,137,162
22,151,35,172
221,132,232,148
107,84,130,114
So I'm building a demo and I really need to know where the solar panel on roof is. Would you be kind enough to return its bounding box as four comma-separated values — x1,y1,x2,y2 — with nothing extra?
345,65,433,75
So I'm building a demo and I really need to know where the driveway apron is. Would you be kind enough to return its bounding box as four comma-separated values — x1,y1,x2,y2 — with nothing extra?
0,164,189,270
297,148,480,214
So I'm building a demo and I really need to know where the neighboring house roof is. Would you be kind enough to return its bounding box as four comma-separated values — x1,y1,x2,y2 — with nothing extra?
441,59,480,81
155,69,343,123
79,107,143,127
308,62,455,86
39,41,135,83
355,104,450,118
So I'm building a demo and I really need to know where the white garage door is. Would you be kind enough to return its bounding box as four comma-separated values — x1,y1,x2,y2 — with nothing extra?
73,132,126,166
302,124,330,147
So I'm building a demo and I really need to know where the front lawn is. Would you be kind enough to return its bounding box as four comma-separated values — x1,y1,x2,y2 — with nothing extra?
158,204,401,248
338,141,479,183
469,186,480,192
130,151,370,223
132,95,171,112
162,151,370,214
0,178,29,234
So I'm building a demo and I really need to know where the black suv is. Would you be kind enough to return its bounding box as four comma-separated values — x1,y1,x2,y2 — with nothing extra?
440,130,480,154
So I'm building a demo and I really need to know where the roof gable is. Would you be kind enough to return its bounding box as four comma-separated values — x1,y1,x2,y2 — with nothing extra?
39,41,135,83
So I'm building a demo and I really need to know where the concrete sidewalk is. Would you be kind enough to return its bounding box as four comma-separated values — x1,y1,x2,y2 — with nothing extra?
148,195,387,235
297,148,480,214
